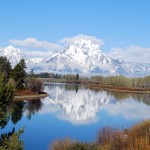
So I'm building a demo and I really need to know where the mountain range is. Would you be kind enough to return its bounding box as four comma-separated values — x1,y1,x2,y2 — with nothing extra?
0,38,150,76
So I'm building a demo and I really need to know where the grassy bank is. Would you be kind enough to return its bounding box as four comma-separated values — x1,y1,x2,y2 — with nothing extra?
49,120,150,150
82,82,150,94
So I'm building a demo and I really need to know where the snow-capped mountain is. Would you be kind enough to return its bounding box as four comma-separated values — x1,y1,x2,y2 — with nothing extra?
0,41,150,76
0,45,31,67
39,38,133,75
133,64,150,76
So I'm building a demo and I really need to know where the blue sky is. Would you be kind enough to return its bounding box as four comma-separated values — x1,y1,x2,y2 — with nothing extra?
0,0,150,63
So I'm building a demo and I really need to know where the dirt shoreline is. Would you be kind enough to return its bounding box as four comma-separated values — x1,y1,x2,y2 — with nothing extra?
14,93,48,101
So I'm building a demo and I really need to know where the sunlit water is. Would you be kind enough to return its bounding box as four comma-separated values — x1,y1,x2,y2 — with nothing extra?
1,83,150,150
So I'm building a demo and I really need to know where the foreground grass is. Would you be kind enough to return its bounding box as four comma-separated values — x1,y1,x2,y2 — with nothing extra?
49,120,150,150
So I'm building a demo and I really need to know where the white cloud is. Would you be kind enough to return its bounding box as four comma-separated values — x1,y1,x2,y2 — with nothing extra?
10,38,63,51
60,34,104,46
22,49,53,58
107,45,150,64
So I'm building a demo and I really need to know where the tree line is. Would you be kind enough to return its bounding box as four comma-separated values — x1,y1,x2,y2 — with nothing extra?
90,75,150,88
36,72,80,81
34,71,150,88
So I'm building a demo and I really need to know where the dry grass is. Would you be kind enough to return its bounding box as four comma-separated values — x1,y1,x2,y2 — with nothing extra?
14,88,37,96
49,120,150,150
49,138,73,150
97,120,150,150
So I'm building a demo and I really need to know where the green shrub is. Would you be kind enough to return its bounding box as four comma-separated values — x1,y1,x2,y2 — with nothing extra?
0,128,24,150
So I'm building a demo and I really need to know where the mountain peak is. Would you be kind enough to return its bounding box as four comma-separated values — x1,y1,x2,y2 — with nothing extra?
3,45,21,53
6,45,16,49
0,45,27,67
72,37,100,50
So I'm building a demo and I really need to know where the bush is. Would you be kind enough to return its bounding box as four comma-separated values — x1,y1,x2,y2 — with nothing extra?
28,79,44,94
50,138,98,150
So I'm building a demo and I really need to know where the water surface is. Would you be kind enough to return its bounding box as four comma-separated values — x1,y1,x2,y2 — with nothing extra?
1,83,150,150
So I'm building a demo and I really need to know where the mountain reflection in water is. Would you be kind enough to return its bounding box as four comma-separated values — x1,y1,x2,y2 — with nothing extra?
41,83,150,124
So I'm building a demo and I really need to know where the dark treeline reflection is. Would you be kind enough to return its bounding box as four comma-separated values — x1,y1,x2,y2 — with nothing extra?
0,98,42,150
0,100,24,149
24,99,43,120
0,102,10,129
107,91,150,105
11,102,24,124
0,99,42,128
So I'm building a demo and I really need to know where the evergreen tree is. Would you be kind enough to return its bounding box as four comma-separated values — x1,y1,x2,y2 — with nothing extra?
0,56,12,82
13,59,27,88
0,73,14,105
76,73,79,81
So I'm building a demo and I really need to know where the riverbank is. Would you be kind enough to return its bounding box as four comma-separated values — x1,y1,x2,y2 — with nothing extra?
81,81,150,94
13,89,48,101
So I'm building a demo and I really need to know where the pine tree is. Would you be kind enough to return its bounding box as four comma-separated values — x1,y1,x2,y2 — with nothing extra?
0,56,12,82
76,73,79,81
0,73,14,105
13,59,27,88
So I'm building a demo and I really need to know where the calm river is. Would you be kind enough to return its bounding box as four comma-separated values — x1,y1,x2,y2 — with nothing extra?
1,83,150,150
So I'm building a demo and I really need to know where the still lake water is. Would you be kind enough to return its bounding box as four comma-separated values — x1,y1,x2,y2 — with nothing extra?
1,83,150,150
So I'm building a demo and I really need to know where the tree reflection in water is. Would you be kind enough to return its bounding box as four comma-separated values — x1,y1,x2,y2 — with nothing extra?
0,100,24,149
11,102,24,124
0,98,43,129
0,103,10,129
24,99,43,120
107,91,150,105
